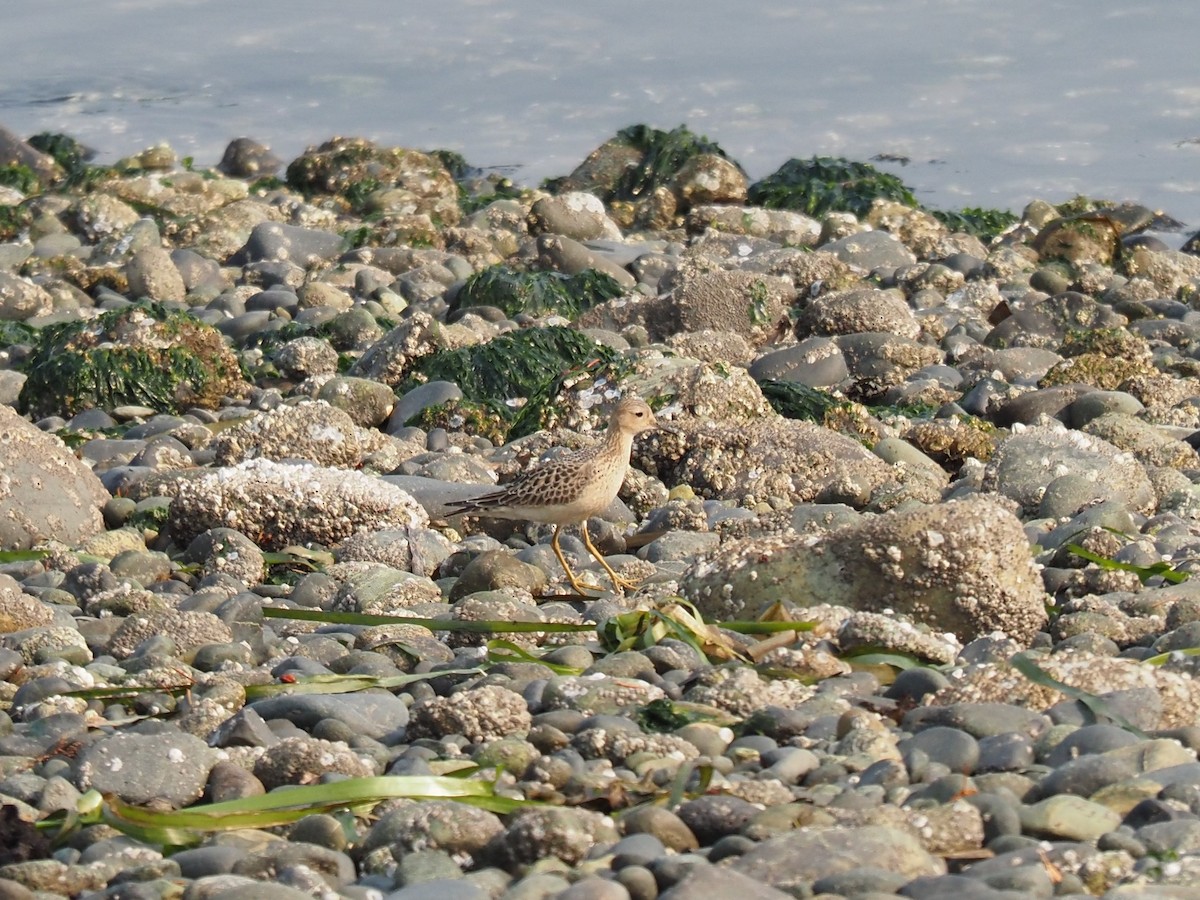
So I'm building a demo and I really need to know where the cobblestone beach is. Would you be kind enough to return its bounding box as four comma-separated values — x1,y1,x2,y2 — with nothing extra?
3,122,1200,898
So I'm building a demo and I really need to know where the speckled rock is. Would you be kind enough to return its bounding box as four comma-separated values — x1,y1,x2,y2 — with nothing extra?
73,730,217,807
210,401,364,468
497,806,619,867
253,736,376,788
167,458,428,549
682,495,1048,642
183,527,267,585
933,649,1200,729
798,287,920,339
0,405,109,551
639,415,898,507
0,575,55,633
105,608,234,659
359,800,504,869
983,423,1155,515
667,266,793,347
732,824,944,892
125,246,186,302
0,272,53,320
406,684,532,743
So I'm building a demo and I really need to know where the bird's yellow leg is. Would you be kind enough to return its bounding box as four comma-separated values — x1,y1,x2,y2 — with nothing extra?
552,525,596,594
581,520,641,593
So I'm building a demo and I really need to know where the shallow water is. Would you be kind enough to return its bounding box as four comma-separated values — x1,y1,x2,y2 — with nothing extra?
3,0,1200,230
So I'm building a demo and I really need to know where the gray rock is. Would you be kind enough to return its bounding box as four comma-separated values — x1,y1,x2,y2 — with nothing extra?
683,495,1047,642
125,246,186,302
983,423,1155,515
535,233,635,289
731,824,944,891
748,337,849,387
234,221,345,266
73,730,216,807
316,375,396,427
219,137,283,177
528,192,621,241
823,229,917,270
0,271,52,320
242,696,408,744
0,404,109,551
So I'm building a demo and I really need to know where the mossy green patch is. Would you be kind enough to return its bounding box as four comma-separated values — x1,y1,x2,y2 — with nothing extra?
932,206,1018,241
456,266,625,319
0,320,37,347
758,379,842,422
18,303,246,418
0,204,31,241
401,325,632,440
0,164,38,194
608,124,733,201
748,156,918,219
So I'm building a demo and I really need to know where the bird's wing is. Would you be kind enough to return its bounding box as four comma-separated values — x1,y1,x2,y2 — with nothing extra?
446,454,597,512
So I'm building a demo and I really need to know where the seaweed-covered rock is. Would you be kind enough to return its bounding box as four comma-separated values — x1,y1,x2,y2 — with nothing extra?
18,303,249,419
285,136,460,224
555,124,736,210
401,325,632,441
454,265,625,319
681,495,1048,643
748,157,918,219
0,404,108,551
167,458,428,549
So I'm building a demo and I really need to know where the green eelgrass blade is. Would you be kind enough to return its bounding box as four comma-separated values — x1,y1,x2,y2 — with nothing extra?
485,639,583,675
243,668,483,700
1010,652,1148,738
1066,543,1188,585
1142,646,1200,666
0,550,50,563
261,606,593,634
80,775,544,846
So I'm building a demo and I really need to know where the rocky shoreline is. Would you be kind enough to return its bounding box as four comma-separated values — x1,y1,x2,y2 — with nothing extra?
2,123,1200,898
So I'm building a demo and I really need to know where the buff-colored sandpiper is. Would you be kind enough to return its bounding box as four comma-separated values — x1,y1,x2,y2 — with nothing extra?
444,397,661,593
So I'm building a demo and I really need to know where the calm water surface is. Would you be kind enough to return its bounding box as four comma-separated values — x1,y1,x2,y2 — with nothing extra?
3,0,1200,229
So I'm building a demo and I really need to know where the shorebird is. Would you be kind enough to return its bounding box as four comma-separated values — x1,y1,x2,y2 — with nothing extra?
444,397,661,593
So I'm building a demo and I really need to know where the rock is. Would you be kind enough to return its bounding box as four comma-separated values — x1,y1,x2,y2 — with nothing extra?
167,458,428,549
124,247,186,302
0,405,108,551
0,273,52,320
73,730,217,807
682,495,1048,642
731,824,944,892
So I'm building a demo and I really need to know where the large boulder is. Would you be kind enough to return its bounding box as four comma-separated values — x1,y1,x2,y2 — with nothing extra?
681,495,1048,643
0,405,108,550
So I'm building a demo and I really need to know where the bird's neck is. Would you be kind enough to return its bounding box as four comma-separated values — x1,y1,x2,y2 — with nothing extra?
600,427,635,461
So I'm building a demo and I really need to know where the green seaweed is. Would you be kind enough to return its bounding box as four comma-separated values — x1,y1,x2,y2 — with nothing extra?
27,132,88,174
609,124,733,201
747,156,918,218
932,206,1018,240
758,379,842,422
0,164,38,194
401,325,631,440
0,205,30,241
18,303,241,419
456,266,625,319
